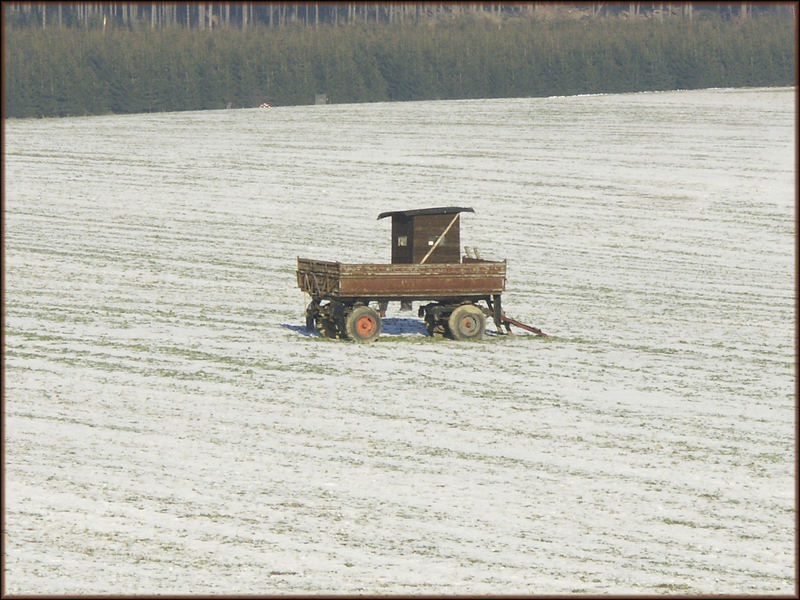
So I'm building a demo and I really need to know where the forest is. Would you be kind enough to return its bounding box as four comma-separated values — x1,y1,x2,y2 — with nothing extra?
3,3,796,118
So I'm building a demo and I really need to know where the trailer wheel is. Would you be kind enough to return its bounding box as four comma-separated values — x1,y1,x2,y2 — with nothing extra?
424,316,437,336
345,305,382,343
424,314,447,337
448,304,486,341
317,317,336,338
305,301,320,332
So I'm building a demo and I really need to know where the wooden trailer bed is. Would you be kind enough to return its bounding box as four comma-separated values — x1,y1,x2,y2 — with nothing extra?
297,257,506,301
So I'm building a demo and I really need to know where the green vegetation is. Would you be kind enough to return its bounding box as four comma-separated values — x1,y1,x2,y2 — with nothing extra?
4,10,795,118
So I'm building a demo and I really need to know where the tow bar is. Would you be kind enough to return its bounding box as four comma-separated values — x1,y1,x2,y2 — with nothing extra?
500,313,548,337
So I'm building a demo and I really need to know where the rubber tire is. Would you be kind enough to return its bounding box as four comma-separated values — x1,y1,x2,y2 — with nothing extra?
317,317,336,339
305,301,320,332
344,305,382,343
448,304,486,341
424,316,437,336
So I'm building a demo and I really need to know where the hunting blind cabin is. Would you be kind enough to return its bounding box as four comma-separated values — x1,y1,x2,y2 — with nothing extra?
297,206,547,342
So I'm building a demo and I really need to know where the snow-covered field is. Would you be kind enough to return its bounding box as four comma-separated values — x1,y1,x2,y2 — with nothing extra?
3,87,796,595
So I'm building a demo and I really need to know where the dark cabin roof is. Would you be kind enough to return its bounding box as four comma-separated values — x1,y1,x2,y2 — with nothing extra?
377,206,474,220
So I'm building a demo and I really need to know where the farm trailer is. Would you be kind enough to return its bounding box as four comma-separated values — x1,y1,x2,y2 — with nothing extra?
296,207,547,342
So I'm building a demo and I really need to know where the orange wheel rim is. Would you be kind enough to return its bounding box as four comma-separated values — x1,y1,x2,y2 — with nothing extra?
357,316,376,336
461,317,475,331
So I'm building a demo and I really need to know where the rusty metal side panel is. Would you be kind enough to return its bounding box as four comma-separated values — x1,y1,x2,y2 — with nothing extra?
297,258,341,297
298,258,507,299
337,261,506,297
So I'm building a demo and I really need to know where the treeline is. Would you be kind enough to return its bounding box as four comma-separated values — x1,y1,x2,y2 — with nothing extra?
3,2,791,30
4,11,796,118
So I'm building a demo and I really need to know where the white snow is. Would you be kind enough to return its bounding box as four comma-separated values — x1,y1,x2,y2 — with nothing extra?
3,87,796,594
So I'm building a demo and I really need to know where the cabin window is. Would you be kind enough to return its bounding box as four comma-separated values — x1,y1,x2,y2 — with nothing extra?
397,236,408,247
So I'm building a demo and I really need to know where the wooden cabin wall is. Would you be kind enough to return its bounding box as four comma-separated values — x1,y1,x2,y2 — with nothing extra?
411,213,460,263
390,216,413,264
